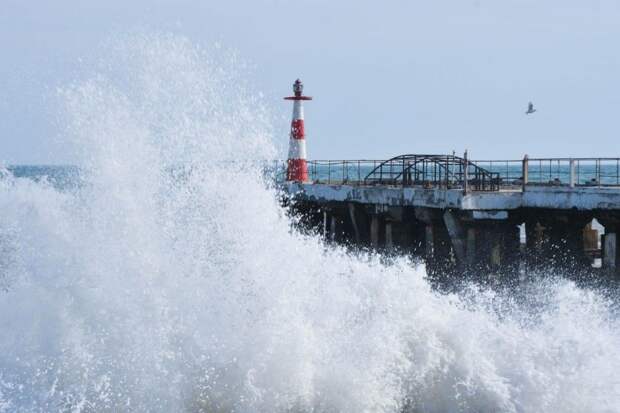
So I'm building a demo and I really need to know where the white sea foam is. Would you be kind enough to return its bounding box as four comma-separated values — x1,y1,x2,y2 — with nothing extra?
0,33,619,412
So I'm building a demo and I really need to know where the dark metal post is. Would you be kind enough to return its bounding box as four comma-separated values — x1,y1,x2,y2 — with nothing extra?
327,161,330,183
463,150,469,194
522,154,529,191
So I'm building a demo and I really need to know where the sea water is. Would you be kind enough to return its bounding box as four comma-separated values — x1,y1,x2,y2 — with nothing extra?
1,33,619,413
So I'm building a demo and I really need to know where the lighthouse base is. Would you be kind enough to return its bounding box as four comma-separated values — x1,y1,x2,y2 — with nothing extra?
287,159,308,182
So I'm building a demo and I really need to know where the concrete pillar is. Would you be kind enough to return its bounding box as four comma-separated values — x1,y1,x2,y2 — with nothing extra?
466,228,476,268
528,217,591,273
504,224,522,273
370,215,380,248
583,223,599,250
443,210,466,265
323,210,328,240
330,215,337,242
616,233,620,276
582,223,598,267
347,203,361,243
464,222,520,277
423,223,454,278
603,232,617,271
557,222,590,270
489,231,503,269
525,221,548,270
385,221,393,250
425,225,434,258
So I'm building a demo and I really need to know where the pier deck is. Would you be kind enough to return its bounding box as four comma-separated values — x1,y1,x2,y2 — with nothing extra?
286,182,620,211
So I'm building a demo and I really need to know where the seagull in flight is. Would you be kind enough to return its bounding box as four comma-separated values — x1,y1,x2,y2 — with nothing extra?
525,102,536,115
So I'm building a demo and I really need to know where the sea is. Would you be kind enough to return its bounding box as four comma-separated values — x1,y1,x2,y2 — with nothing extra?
1,33,619,413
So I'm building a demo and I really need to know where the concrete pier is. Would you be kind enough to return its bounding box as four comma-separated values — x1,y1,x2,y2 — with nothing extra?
283,156,620,280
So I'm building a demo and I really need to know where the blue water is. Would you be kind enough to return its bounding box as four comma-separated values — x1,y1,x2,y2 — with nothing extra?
6,165,81,190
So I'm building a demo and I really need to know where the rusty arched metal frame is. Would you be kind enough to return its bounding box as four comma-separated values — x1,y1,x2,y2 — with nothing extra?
363,154,501,191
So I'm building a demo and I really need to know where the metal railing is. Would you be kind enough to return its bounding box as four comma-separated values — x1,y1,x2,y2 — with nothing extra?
304,155,501,191
273,156,620,192
528,158,620,187
307,159,384,184
475,157,620,188
469,160,523,186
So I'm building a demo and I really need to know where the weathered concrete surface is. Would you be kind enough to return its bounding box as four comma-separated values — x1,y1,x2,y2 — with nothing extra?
285,183,463,208
443,211,466,264
522,186,620,210
285,182,620,211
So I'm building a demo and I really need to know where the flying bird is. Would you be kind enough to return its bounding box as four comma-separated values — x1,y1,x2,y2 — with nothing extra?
525,102,536,115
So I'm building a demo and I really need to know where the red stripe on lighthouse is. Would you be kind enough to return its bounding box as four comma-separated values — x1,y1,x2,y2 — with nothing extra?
287,159,308,182
291,119,305,139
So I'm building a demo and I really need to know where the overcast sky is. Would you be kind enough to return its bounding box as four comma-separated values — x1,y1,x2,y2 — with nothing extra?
1,0,619,163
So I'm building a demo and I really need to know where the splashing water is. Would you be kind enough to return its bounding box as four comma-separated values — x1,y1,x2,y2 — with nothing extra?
0,33,619,413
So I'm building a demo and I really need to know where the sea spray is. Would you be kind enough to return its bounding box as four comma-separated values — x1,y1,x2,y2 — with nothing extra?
0,33,619,412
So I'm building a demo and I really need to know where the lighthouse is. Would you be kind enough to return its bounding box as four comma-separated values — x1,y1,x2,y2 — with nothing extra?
285,79,312,182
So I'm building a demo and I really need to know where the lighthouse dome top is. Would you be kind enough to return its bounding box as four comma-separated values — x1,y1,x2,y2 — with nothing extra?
293,79,303,96
284,78,313,101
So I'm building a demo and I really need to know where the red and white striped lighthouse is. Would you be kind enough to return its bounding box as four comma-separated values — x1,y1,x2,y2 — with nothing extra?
285,79,312,182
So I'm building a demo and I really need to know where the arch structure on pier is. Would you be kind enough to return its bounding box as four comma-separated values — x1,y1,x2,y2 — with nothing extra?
363,154,501,191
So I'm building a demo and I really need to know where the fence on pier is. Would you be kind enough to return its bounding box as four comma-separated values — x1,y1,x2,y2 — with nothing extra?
475,158,620,187
271,156,620,192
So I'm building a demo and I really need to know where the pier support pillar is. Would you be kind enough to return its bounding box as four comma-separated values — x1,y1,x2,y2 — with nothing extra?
525,221,545,269
422,222,453,278
525,214,591,274
463,219,520,279
415,207,459,279
425,225,434,259
370,215,380,248
443,210,466,266
385,221,393,250
322,210,328,240
505,223,522,272
603,232,618,274
330,214,337,242
614,232,619,277
347,203,361,243
548,222,590,272
445,209,521,278
489,232,503,269
597,217,620,277
602,228,620,278
466,228,476,268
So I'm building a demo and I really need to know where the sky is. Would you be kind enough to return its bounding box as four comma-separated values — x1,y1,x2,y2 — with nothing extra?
1,0,619,163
